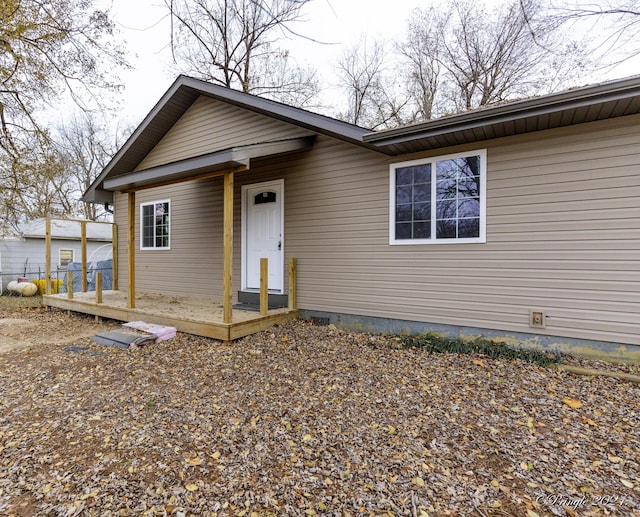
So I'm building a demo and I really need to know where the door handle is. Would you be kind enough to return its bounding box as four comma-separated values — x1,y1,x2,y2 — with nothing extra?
278,240,282,250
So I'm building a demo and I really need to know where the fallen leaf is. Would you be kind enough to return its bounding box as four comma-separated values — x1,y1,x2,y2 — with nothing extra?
562,397,583,409
185,483,198,491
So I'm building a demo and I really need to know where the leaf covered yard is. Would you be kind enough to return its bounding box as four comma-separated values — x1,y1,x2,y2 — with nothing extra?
0,309,638,516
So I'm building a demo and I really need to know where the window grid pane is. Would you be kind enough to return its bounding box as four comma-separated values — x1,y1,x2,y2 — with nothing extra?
142,201,170,249
435,156,480,240
395,164,431,240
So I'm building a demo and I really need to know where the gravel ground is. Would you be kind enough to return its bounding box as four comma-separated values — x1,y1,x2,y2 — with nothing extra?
0,307,638,516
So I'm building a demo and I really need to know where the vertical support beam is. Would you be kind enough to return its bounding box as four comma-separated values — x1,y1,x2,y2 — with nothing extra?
128,192,136,309
288,257,297,310
112,223,118,291
45,217,52,295
67,270,74,299
260,258,268,316
95,272,102,304
81,221,87,292
223,171,234,324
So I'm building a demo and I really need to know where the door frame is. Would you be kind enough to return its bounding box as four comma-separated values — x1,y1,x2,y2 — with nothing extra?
241,179,285,293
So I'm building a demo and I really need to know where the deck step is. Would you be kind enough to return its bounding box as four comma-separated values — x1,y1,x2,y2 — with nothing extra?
237,290,288,309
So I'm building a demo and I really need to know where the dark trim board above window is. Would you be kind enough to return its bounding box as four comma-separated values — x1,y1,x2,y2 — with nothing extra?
141,200,171,250
390,150,487,244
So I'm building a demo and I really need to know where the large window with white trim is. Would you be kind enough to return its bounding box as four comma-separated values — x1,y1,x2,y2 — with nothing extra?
140,200,171,250
390,150,486,244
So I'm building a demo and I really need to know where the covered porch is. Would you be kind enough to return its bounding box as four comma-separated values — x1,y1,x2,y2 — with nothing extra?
45,137,310,341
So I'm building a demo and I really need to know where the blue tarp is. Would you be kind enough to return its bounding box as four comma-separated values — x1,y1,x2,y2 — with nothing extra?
60,259,112,293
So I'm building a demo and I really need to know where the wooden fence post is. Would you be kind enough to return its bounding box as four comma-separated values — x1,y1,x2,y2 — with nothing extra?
45,217,51,295
81,220,87,292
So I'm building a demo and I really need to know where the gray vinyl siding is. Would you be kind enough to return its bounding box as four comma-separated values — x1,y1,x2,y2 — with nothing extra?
135,96,313,170
0,238,111,284
114,112,640,346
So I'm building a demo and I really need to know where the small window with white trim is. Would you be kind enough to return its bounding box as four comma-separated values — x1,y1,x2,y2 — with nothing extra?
140,200,171,250
59,248,74,268
390,150,486,244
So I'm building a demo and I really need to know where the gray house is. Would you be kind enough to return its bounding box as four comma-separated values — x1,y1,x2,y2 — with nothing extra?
54,74,639,359
0,219,112,290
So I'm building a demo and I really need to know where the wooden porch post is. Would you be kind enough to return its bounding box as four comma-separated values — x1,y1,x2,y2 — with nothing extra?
223,171,234,324
112,223,118,291
45,217,51,295
288,257,297,310
128,192,136,308
67,271,74,299
81,220,87,292
260,258,268,316
95,272,103,304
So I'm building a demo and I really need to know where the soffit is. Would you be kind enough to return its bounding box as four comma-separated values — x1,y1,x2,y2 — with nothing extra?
364,76,640,154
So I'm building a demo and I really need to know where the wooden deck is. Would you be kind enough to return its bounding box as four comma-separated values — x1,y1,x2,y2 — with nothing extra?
43,291,298,341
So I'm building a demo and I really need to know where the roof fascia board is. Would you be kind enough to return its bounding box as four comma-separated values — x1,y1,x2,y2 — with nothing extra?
364,75,640,145
82,76,200,202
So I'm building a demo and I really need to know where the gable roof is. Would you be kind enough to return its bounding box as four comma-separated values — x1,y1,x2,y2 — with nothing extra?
83,75,371,203
84,74,640,204
14,219,112,241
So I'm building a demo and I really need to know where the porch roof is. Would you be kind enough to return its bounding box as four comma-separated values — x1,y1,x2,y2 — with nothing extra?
103,136,315,192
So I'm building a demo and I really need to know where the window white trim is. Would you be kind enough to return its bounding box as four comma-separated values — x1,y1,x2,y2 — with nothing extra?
140,199,171,250
389,149,487,245
58,248,75,268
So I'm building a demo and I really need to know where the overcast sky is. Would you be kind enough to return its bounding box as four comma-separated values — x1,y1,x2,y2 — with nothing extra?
109,0,423,123
108,0,639,127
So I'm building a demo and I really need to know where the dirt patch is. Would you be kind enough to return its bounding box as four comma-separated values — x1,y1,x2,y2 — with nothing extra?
0,303,120,354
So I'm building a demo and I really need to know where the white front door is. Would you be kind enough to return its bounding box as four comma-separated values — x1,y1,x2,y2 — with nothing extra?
242,180,284,292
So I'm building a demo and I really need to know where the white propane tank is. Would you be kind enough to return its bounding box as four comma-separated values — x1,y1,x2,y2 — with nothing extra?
19,282,38,297
7,281,20,294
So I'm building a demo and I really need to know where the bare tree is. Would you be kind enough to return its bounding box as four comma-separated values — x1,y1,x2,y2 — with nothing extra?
396,6,446,121
336,38,408,129
0,112,130,233
0,0,128,230
166,0,319,106
54,114,131,221
0,0,127,152
0,138,69,232
540,1,640,67
394,0,589,121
